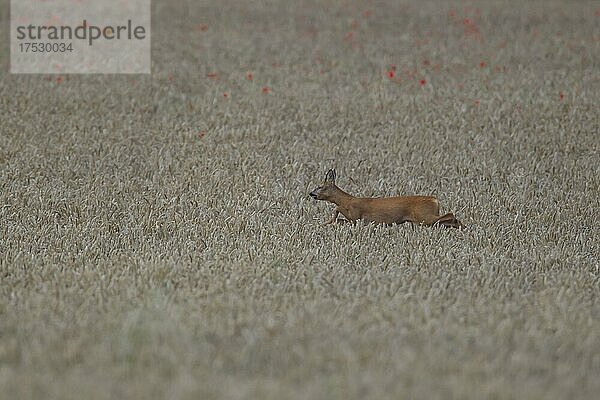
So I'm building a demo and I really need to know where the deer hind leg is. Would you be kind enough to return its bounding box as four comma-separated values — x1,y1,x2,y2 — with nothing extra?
433,213,465,229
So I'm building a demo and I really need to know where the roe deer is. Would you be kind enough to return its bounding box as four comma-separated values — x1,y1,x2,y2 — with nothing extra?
309,169,464,229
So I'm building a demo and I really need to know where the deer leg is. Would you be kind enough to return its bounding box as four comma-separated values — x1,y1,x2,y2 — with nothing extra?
433,213,465,229
324,208,339,225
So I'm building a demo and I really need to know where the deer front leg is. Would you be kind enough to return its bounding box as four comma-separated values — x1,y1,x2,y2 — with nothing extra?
324,208,339,225
432,213,465,229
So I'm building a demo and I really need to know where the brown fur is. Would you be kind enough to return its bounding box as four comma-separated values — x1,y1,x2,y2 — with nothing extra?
309,169,464,229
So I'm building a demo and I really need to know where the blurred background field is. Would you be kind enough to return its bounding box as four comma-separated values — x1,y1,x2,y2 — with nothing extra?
0,0,599,399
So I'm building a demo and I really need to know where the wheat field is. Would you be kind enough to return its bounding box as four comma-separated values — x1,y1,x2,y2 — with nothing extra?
1,0,599,399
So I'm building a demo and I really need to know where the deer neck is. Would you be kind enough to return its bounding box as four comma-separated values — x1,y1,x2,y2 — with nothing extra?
328,186,354,207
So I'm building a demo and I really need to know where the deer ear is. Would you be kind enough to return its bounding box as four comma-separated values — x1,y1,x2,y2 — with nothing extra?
325,169,336,183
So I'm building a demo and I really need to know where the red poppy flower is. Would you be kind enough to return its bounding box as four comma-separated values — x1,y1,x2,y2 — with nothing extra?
419,79,426,86
262,86,271,94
